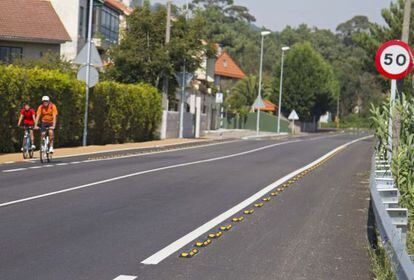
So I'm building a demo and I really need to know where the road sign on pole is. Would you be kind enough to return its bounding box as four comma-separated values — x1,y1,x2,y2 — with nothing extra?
288,110,299,134
375,40,413,80
216,93,224,104
375,40,413,161
252,96,265,109
73,43,104,68
77,65,99,88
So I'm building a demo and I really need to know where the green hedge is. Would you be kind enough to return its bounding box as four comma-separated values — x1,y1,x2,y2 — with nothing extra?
0,65,162,153
88,81,162,145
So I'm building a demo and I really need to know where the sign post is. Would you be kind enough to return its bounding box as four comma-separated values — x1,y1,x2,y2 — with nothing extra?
288,110,299,134
252,96,265,135
216,93,224,129
375,40,413,161
174,71,193,138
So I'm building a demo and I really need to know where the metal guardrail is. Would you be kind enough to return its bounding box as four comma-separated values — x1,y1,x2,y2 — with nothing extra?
370,154,414,279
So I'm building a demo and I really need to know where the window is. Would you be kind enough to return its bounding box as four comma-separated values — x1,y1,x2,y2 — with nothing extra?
79,6,85,37
99,6,120,44
0,46,22,63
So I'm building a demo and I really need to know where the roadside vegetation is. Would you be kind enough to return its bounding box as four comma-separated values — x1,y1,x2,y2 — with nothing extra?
0,65,161,153
370,95,414,277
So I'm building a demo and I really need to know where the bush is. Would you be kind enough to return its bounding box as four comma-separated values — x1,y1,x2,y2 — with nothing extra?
0,65,84,152
0,65,162,153
89,82,162,144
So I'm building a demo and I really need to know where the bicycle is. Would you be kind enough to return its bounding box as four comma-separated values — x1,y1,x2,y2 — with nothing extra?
39,127,53,163
21,126,34,159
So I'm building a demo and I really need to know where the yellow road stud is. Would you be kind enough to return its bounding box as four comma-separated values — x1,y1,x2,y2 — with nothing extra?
180,252,190,258
220,225,232,231
195,242,204,247
262,197,271,202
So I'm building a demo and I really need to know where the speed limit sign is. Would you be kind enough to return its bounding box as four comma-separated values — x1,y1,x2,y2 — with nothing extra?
375,40,413,79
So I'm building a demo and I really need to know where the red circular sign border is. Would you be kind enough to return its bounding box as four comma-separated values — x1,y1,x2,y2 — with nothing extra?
375,40,413,80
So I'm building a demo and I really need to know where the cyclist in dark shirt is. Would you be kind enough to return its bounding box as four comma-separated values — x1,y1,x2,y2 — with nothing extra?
17,102,36,150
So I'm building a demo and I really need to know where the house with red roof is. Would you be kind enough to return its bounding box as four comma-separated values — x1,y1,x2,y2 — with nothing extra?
0,0,70,63
214,51,246,90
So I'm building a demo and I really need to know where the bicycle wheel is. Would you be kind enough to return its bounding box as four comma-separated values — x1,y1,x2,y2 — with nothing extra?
22,136,29,159
40,139,45,163
29,138,34,159
46,137,51,163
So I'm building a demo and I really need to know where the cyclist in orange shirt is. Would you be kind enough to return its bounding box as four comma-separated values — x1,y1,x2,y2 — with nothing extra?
34,96,58,153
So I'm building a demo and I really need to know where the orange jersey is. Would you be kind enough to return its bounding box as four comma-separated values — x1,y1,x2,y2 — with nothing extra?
37,103,58,124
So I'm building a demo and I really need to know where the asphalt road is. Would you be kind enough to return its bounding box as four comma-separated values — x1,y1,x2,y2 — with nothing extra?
0,132,373,280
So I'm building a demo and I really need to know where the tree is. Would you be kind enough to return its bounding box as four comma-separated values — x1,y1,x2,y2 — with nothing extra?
192,0,256,22
272,43,339,121
226,75,270,116
107,1,206,93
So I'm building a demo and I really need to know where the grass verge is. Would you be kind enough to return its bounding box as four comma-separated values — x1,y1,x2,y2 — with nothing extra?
368,232,397,280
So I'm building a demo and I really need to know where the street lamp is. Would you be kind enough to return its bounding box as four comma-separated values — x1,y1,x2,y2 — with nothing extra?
256,30,271,135
277,46,290,134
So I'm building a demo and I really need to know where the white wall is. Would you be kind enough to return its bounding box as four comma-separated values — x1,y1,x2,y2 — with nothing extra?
50,0,86,61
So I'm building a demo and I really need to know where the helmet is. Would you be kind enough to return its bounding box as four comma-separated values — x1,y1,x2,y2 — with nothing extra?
42,96,50,102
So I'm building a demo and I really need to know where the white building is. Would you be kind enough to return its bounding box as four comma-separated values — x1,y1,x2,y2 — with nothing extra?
50,0,133,61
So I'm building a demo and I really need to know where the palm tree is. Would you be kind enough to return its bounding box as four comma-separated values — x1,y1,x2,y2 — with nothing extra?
226,75,270,116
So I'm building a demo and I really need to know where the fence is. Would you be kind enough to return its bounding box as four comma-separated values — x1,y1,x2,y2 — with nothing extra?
222,112,290,133
370,153,414,279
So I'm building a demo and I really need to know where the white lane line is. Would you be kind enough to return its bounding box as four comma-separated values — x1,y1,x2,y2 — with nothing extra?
141,135,373,265
51,140,237,160
56,163,69,166
29,166,43,170
1,140,240,173
0,139,303,208
113,276,137,280
4,161,15,164
70,161,81,164
0,133,350,173
3,168,28,173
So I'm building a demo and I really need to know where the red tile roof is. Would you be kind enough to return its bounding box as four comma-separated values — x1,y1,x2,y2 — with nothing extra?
215,51,246,79
0,0,71,43
257,100,278,112
105,0,133,15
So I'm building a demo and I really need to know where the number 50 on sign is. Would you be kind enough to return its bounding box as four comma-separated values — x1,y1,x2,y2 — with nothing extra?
375,40,413,80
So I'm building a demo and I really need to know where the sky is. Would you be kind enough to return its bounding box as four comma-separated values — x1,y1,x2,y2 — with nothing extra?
153,0,393,31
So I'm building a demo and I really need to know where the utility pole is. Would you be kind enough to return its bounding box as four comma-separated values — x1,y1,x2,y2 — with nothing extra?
402,0,411,43
162,0,172,111
393,0,412,152
178,1,190,138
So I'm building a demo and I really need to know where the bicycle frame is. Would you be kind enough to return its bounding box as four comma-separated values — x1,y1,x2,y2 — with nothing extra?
21,127,33,159
40,128,52,163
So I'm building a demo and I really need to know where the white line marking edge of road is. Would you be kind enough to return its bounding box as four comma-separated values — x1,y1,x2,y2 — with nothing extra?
1,140,241,173
112,276,137,280
140,135,373,265
0,139,305,208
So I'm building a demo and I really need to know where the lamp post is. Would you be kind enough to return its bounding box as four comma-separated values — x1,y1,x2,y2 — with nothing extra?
277,46,290,134
256,30,271,136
